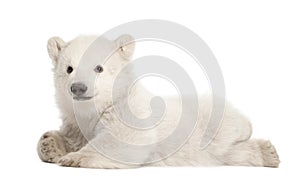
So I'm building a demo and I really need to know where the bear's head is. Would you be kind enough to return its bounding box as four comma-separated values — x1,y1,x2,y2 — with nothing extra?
47,35,135,113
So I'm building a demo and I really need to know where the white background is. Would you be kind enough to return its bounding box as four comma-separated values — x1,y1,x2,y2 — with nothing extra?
0,0,300,181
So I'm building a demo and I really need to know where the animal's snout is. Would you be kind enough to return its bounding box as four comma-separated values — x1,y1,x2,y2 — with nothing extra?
70,82,88,96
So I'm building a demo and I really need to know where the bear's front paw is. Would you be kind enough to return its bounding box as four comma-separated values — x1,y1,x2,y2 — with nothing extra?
37,131,67,163
58,152,90,167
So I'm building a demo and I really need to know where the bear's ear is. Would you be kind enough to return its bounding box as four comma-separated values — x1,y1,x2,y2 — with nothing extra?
47,37,66,64
115,34,135,60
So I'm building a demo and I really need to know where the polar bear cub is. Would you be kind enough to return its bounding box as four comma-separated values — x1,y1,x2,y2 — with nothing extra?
37,35,279,168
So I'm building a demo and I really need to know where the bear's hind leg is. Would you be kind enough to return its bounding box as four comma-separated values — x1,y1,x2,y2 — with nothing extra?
221,139,280,167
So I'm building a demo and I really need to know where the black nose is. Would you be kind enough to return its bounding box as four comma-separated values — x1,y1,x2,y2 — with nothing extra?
70,82,88,96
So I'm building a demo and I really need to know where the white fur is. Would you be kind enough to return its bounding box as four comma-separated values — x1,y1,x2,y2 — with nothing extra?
37,35,280,168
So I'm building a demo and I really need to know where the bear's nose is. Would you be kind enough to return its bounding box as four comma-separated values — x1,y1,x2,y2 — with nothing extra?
70,82,88,96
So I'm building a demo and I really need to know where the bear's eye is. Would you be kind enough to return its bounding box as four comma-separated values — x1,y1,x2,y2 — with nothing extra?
94,65,103,73
66,66,73,74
